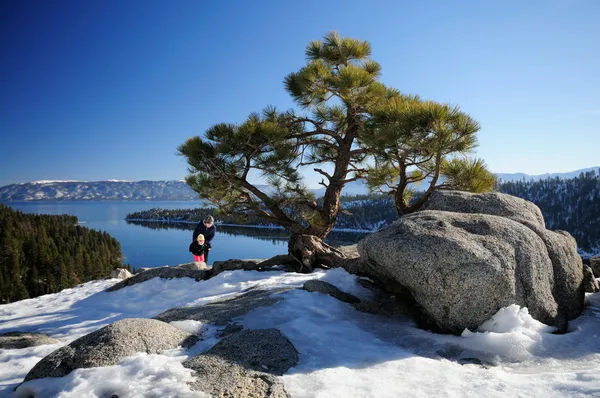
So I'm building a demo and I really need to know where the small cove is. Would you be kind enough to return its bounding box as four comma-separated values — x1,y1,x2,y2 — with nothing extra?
2,201,367,268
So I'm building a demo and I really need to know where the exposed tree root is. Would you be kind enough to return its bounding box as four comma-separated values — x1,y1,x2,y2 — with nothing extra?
288,234,347,273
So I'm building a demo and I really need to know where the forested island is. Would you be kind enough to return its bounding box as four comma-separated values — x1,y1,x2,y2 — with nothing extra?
0,204,124,303
125,194,397,232
126,171,600,257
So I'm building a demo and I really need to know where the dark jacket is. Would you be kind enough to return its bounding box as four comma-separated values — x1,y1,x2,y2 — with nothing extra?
192,222,216,245
189,241,208,257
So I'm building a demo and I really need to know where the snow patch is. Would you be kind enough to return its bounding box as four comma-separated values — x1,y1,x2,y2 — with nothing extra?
29,180,82,185
460,305,556,362
14,353,206,398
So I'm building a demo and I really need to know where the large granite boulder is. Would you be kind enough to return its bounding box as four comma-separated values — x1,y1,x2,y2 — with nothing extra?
0,332,60,349
359,191,586,334
425,191,585,325
22,318,198,382
183,328,298,397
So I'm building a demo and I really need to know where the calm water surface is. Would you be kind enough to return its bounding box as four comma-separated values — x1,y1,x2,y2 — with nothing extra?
2,201,366,268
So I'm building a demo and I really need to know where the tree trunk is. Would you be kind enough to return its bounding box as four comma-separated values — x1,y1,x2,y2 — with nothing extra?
287,234,347,273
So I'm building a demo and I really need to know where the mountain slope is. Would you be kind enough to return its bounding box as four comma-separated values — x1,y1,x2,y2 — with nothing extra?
496,167,600,182
497,168,600,255
2,167,598,201
0,180,199,201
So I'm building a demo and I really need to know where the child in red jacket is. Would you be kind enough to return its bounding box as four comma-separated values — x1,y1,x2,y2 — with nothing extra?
189,234,208,269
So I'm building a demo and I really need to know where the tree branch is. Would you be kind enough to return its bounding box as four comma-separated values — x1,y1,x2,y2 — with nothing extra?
314,168,332,181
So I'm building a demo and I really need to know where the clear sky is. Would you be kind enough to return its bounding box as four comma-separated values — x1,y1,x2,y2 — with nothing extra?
1,0,598,187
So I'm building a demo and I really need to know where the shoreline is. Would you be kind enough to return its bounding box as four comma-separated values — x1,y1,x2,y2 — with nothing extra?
125,218,375,234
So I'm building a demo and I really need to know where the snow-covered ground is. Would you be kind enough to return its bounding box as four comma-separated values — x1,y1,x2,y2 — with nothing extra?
1,269,600,397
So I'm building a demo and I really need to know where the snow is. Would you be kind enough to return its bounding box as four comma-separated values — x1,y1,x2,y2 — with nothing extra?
29,180,83,185
13,354,204,398
2,269,600,397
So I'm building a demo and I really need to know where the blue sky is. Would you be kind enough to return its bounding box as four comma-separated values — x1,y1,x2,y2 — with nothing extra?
1,0,598,187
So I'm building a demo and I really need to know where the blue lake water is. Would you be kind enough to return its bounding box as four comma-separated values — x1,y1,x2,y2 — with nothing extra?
1,201,367,268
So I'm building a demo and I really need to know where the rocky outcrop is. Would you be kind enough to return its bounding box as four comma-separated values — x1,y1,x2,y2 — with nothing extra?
106,267,210,291
591,256,600,277
183,329,298,398
583,265,599,293
110,268,132,279
359,191,586,334
302,280,360,304
212,259,260,275
106,259,290,293
22,318,198,382
422,190,546,227
176,261,207,270
0,332,60,349
154,287,292,325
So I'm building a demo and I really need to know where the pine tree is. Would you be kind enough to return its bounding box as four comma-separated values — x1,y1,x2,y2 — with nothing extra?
362,99,492,215
179,32,393,271
58,258,69,290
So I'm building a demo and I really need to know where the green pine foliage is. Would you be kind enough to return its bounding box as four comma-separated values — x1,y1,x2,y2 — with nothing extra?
441,158,497,193
0,204,123,303
363,98,493,215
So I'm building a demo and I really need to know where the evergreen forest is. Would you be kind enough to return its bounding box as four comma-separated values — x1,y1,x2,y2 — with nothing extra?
497,169,600,254
0,204,123,303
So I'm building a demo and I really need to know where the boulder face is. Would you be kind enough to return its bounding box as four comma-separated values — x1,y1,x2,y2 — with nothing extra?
22,318,198,382
422,190,546,228
359,191,586,334
183,328,298,398
583,265,600,293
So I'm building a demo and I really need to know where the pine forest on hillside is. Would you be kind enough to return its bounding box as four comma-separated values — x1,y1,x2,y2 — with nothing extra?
497,169,600,255
0,204,124,303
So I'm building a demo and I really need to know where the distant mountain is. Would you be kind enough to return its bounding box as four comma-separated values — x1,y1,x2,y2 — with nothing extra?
496,167,600,182
0,180,200,201
2,167,598,201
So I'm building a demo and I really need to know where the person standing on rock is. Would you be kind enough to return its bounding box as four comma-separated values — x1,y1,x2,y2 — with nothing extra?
193,215,216,263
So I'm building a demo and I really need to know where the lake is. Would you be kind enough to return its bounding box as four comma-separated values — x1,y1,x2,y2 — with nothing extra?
1,201,367,268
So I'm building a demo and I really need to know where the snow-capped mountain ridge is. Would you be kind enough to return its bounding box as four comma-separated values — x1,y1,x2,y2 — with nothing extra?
2,167,598,201
496,167,600,182
0,180,200,201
